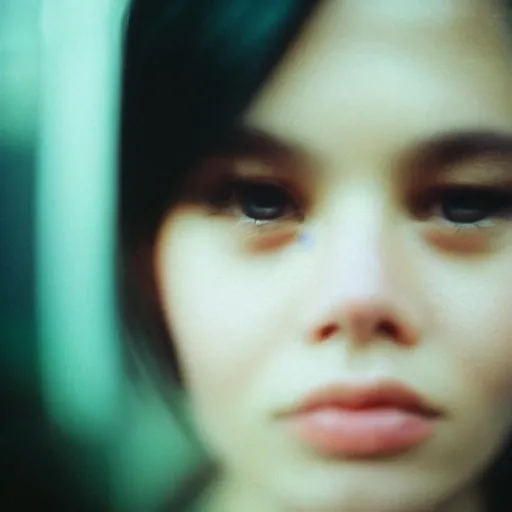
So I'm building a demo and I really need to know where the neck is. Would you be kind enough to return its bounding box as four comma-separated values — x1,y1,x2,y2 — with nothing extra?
199,474,486,512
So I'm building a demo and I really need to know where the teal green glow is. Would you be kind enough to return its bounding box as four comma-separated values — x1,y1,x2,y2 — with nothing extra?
36,2,201,510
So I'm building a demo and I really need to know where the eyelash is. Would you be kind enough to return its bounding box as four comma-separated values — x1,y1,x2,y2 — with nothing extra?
204,178,512,234
206,178,304,225
417,186,512,232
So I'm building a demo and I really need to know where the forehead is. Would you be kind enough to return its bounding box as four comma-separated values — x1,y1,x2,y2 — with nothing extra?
335,0,506,23
244,0,512,166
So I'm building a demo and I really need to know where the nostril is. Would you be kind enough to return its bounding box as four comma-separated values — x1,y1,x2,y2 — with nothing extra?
317,323,338,341
377,319,399,339
313,318,407,345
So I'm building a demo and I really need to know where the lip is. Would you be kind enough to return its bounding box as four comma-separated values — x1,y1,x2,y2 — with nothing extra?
279,380,442,458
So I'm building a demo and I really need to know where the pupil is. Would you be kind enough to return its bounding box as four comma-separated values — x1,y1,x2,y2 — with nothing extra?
240,183,287,220
441,190,494,224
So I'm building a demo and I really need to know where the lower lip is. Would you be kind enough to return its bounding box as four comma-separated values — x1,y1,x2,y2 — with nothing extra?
285,407,436,458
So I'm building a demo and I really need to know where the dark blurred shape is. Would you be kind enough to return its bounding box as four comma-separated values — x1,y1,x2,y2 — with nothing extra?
0,0,46,508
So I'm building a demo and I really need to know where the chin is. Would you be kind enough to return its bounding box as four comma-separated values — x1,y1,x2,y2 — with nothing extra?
281,491,432,512
267,464,444,512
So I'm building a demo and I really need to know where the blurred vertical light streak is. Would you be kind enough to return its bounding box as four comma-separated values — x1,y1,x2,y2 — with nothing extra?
35,2,205,509
37,0,125,454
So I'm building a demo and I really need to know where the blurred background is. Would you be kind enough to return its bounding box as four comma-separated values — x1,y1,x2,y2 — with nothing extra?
0,1,202,510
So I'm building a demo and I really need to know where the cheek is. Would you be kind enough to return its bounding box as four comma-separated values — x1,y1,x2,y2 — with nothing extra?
155,225,296,415
432,266,512,413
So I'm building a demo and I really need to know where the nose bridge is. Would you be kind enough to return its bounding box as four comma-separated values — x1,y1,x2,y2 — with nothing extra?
321,188,390,295
306,187,421,347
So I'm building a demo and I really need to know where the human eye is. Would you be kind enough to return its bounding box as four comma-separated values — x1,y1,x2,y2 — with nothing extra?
206,177,304,226
417,185,512,234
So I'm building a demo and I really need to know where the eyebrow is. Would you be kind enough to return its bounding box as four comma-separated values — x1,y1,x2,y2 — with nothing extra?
218,125,301,157
412,130,512,171
219,126,512,175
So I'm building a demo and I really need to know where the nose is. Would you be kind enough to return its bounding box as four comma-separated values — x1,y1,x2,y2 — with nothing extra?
313,299,417,347
304,206,423,348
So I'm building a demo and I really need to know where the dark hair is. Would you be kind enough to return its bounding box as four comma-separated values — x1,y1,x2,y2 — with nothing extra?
118,1,512,510
118,1,318,508
118,0,318,382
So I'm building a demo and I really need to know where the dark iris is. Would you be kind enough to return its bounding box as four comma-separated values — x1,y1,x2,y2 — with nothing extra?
236,182,292,221
439,188,510,224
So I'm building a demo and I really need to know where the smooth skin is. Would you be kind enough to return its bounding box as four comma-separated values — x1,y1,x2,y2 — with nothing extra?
155,1,512,510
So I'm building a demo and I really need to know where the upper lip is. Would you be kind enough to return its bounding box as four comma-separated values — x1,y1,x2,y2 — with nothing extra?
280,380,442,419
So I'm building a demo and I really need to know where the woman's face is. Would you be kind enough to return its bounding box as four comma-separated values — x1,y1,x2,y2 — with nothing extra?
154,0,512,510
